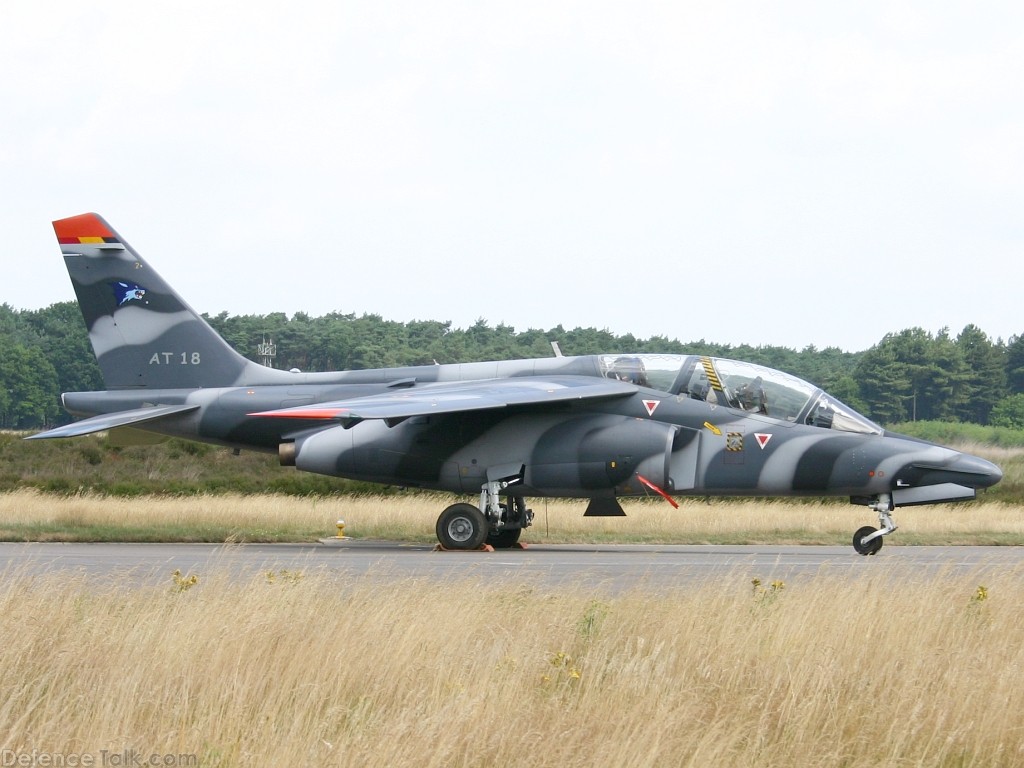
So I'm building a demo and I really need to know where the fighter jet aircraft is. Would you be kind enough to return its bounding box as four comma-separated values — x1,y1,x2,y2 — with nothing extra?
30,213,1003,554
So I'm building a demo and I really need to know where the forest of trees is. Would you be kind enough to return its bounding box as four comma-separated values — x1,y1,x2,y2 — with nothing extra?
3,300,1024,432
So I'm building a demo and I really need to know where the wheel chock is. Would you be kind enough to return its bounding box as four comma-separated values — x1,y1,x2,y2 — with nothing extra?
433,543,495,552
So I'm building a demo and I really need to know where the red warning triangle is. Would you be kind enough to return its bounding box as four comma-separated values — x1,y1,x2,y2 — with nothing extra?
642,400,660,416
754,433,772,449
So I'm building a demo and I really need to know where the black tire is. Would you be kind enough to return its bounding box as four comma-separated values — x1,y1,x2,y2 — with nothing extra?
853,525,884,556
487,526,522,549
436,503,488,550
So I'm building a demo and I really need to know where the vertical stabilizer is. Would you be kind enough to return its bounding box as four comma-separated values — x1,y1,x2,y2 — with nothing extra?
53,213,269,390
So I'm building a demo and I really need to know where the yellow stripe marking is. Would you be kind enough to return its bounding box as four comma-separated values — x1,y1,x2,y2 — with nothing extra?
700,356,723,391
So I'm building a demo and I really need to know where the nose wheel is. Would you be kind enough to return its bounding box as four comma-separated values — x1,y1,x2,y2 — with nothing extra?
853,526,884,555
852,493,897,555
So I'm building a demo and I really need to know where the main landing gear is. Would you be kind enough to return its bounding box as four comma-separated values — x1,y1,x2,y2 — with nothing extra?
435,478,535,551
852,493,898,556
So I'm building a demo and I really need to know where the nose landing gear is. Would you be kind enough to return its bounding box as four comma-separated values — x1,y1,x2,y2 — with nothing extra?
853,493,898,556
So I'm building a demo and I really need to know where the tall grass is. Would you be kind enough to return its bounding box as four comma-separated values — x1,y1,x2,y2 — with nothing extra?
0,489,1020,544
1,566,1022,766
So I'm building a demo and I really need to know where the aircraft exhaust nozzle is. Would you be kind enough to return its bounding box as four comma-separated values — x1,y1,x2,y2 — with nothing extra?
279,442,296,467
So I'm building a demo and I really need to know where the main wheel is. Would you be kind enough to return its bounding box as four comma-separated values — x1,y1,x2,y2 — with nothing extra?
487,526,522,549
853,525,884,556
436,503,488,550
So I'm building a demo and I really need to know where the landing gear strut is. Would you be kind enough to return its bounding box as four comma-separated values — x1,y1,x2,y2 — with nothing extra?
487,497,533,548
853,494,898,556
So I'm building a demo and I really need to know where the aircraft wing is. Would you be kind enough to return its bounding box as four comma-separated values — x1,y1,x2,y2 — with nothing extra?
250,376,636,424
25,404,200,439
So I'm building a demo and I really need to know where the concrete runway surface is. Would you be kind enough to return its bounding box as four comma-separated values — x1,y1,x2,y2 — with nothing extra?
0,541,1021,591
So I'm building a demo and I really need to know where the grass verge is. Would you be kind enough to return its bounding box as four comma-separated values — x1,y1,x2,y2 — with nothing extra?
0,490,1020,545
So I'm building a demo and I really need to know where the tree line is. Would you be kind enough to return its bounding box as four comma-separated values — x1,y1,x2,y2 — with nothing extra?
3,301,1024,431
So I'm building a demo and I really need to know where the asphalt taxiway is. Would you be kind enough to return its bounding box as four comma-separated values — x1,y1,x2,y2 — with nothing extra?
1,541,1021,590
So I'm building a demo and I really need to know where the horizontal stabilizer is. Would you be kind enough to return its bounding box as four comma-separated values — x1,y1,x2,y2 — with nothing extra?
25,404,199,440
249,376,635,422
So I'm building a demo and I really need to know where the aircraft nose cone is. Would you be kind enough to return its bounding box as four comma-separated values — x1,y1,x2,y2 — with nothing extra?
951,453,1003,488
907,452,1003,489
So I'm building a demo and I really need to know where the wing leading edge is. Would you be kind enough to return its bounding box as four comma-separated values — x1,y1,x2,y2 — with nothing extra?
249,376,636,424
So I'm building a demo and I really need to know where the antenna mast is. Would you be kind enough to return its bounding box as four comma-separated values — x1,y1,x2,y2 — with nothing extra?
257,336,277,368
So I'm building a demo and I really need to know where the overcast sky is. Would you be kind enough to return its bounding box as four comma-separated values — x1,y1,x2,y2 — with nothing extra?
3,2,1022,353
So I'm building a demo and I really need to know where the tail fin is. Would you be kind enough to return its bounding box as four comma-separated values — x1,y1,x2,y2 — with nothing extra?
54,213,278,390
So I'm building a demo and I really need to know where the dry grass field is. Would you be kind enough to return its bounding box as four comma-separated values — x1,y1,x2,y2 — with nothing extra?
0,489,1020,545
1,484,1022,765
1,565,1023,767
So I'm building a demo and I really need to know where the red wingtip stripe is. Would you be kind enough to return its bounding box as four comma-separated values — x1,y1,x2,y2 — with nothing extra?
52,213,119,243
249,408,349,420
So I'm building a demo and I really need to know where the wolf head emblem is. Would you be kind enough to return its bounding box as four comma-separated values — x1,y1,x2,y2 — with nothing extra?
110,281,147,306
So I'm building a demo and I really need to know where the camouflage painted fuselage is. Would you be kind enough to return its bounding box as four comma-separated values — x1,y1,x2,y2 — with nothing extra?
36,213,1001,530
59,352,999,506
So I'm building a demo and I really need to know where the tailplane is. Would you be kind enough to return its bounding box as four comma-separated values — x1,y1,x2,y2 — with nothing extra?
54,213,278,390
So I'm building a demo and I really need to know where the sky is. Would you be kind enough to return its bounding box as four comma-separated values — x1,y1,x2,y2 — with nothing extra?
3,1,1022,353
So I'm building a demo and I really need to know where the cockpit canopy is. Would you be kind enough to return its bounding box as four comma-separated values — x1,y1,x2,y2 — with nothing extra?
599,354,882,436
